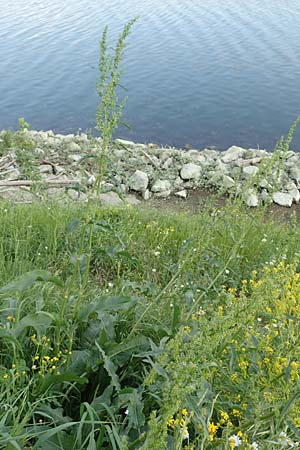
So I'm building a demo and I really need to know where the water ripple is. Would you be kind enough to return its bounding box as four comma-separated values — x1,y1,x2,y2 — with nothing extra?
0,0,300,149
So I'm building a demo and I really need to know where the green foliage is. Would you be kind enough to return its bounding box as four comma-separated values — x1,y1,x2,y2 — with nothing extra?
0,200,300,448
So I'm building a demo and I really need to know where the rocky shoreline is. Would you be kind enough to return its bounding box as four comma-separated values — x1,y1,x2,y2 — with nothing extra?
1,129,300,208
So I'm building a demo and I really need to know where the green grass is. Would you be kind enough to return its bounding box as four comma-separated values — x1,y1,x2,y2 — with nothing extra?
1,200,300,449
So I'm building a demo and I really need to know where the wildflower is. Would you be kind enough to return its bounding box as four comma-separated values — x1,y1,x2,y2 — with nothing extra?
182,428,189,440
124,409,129,415
208,422,219,441
3,374,8,380
229,434,242,448
251,443,259,450
278,431,298,448
220,411,229,422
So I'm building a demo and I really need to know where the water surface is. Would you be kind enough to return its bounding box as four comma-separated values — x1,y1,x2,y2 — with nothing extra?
1,0,300,149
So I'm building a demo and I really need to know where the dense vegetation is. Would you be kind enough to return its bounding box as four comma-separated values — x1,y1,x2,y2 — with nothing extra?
1,200,300,449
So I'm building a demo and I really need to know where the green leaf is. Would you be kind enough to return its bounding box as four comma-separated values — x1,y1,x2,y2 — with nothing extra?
119,388,145,431
0,270,63,293
96,342,120,392
13,312,53,337
35,405,72,425
35,372,88,395
66,218,81,235
77,296,138,321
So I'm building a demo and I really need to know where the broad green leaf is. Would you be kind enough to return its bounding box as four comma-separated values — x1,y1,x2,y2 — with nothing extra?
35,372,88,395
119,388,145,431
96,342,120,392
66,218,81,235
13,312,53,337
0,270,63,294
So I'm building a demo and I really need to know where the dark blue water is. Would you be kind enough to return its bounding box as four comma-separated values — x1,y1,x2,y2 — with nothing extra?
1,0,300,150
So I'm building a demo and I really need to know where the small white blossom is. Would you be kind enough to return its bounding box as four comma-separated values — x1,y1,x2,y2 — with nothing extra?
229,435,242,448
278,431,297,448
182,429,189,440
124,409,129,415
252,442,259,450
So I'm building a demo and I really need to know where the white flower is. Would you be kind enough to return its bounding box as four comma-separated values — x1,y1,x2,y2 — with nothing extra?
279,431,297,448
229,435,242,448
124,409,129,415
154,251,160,256
252,442,259,450
181,429,189,440
108,282,113,288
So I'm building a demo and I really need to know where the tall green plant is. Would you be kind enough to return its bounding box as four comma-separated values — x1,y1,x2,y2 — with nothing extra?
95,18,138,193
69,19,138,299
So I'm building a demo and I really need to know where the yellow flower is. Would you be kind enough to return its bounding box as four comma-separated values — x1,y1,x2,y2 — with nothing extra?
208,422,219,441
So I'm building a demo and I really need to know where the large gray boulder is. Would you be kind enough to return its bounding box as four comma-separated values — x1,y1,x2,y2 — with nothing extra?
243,166,259,177
129,170,149,192
151,179,172,193
221,146,246,164
100,191,124,206
244,189,259,207
180,163,202,180
289,167,300,184
272,192,293,207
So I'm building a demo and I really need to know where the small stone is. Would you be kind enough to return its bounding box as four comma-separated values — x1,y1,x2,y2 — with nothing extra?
180,163,202,180
67,189,80,201
242,166,259,177
221,146,246,163
129,170,149,192
38,131,48,140
115,138,135,148
162,157,173,169
151,179,171,193
69,154,82,162
154,190,171,198
186,150,206,163
259,178,273,190
99,191,124,206
285,181,297,191
222,175,235,189
214,159,229,174
159,150,173,161
289,167,300,184
47,137,59,147
124,194,141,205
142,189,152,200
87,175,96,187
245,190,259,207
64,134,75,143
175,190,187,199
289,188,300,203
272,192,293,207
68,142,81,152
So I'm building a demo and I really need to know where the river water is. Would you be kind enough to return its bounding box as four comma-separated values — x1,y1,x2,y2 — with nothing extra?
1,0,300,149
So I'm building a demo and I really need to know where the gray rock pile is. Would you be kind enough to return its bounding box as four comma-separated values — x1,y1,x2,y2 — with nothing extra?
0,129,300,208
